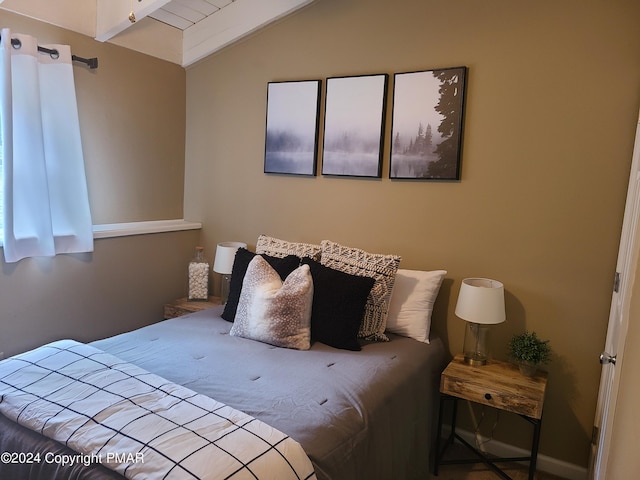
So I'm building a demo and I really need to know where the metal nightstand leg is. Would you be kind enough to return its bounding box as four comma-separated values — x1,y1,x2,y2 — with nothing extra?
433,394,543,480
434,394,459,476
528,416,542,480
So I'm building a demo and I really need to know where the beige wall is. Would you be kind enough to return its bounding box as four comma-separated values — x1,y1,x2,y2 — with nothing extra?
185,0,640,468
0,231,200,357
0,11,195,357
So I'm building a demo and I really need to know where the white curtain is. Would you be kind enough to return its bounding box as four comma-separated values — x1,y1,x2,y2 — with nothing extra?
0,29,93,263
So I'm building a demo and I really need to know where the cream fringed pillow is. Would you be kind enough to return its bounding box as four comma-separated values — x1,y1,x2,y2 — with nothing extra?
230,255,313,350
256,234,322,261
320,240,401,341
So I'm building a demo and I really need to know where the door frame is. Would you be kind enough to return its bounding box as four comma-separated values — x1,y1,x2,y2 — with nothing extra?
589,112,640,478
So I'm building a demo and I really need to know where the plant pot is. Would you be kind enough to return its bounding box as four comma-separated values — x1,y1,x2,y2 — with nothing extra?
518,362,538,377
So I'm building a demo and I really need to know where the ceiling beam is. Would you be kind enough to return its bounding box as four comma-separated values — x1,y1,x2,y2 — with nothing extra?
182,0,314,67
96,0,173,42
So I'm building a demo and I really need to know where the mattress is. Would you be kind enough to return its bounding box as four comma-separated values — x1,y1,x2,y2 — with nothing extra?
0,306,446,479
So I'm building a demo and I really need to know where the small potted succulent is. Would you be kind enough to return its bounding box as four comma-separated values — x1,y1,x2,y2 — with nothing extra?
507,331,552,376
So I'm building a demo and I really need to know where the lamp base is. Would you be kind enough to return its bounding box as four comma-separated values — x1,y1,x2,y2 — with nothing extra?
220,274,231,304
463,322,491,366
464,353,487,366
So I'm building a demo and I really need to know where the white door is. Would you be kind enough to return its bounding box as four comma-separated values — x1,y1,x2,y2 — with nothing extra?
589,111,640,478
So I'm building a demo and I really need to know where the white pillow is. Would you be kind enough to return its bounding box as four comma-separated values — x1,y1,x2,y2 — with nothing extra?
230,255,313,350
386,269,447,343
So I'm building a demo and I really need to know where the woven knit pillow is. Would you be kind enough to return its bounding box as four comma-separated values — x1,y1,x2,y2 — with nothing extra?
320,240,401,341
230,255,313,350
256,234,322,261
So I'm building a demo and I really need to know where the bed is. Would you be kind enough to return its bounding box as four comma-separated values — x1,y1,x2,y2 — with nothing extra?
0,237,448,479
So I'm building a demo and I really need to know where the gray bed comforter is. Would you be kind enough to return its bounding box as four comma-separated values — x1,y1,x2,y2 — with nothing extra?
0,306,446,480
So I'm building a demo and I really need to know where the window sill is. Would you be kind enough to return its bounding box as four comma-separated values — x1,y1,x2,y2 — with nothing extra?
0,219,201,247
92,219,202,239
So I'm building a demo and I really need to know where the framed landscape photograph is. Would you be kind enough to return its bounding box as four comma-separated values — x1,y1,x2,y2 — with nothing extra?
390,66,467,180
322,74,388,178
264,80,321,176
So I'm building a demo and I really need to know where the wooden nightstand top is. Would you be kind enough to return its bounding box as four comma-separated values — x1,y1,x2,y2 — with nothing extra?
440,354,548,419
164,297,221,319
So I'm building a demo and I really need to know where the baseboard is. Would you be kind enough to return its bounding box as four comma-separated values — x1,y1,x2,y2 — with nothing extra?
452,428,588,480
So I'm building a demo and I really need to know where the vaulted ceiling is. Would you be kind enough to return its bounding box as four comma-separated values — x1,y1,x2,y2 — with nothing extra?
0,0,316,67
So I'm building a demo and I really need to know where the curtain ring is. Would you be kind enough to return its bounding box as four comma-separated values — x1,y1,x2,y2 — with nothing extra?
37,46,60,60
11,38,22,50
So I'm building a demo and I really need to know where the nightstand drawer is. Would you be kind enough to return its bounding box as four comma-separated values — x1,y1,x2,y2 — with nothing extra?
440,355,547,419
441,376,541,418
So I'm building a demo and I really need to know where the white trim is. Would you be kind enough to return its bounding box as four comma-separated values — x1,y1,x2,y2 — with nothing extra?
447,428,588,480
92,219,202,239
0,220,201,247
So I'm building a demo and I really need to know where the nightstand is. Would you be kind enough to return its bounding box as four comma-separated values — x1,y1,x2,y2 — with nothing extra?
434,354,548,480
163,296,221,319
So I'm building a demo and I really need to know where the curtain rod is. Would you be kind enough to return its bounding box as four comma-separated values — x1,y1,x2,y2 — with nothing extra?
4,36,98,69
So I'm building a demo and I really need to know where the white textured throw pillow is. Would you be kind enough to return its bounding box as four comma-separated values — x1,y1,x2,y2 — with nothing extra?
386,269,447,343
230,255,313,350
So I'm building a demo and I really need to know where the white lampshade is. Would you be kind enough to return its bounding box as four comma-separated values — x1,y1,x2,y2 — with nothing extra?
455,278,506,325
455,278,505,366
213,242,247,275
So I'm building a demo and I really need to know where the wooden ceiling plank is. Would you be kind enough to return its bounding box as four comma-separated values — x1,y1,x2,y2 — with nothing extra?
174,0,219,16
162,1,206,23
205,0,233,8
149,8,194,30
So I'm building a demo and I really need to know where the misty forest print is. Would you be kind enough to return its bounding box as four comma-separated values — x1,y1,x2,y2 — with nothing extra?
264,80,321,176
322,74,388,177
390,67,466,180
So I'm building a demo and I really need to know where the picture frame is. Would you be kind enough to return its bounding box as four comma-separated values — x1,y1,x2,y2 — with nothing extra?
264,79,322,176
389,66,467,180
322,74,388,178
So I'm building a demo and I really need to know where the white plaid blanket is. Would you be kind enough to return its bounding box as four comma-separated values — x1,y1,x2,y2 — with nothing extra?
0,340,316,480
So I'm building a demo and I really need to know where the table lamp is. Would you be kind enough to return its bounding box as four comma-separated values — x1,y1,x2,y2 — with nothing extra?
455,278,506,366
213,241,247,304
